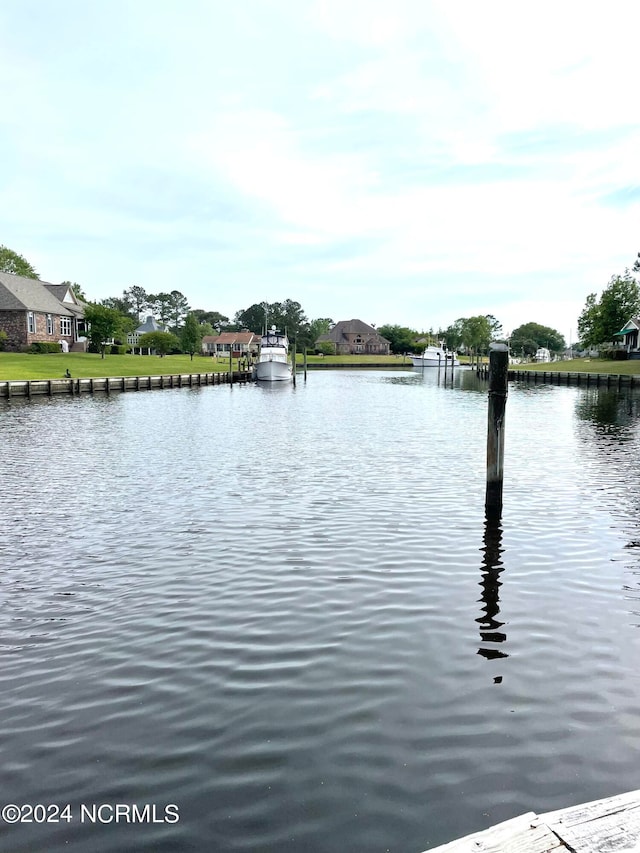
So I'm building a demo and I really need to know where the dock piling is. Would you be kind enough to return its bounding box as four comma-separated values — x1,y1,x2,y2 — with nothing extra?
485,343,509,518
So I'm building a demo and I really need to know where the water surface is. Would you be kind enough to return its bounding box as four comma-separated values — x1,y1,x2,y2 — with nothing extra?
1,369,639,852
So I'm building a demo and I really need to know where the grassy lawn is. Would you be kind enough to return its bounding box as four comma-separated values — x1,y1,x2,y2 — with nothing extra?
3,352,640,381
514,358,640,375
0,352,240,380
298,354,410,366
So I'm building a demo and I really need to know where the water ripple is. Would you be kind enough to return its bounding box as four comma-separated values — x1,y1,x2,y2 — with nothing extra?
1,374,640,852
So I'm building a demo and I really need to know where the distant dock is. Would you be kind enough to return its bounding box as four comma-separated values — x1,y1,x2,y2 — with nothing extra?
421,788,640,852
476,365,638,389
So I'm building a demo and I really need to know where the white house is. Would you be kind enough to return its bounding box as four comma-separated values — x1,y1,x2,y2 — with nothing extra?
127,316,170,354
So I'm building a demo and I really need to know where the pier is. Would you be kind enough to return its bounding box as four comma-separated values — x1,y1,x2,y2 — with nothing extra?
475,365,638,388
421,789,640,852
0,370,253,399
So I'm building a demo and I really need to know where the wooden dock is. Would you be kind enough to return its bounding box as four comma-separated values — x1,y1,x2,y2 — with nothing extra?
475,365,638,389
0,370,253,399
421,789,640,852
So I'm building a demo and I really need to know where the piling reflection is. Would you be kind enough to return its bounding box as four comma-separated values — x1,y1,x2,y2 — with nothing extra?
477,514,508,664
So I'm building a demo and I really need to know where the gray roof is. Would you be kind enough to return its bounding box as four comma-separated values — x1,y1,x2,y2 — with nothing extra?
0,271,74,316
43,284,86,316
135,316,167,334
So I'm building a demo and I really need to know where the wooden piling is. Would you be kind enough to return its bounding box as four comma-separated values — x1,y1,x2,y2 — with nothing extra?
485,343,509,518
303,348,307,381
292,337,297,387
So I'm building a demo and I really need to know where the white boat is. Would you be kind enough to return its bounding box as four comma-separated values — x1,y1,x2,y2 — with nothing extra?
411,344,460,368
254,326,293,382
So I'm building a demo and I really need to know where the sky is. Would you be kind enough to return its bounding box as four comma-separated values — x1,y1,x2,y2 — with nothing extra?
1,0,639,342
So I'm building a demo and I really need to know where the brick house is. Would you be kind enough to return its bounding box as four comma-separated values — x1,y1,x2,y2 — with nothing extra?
0,271,86,351
315,319,390,355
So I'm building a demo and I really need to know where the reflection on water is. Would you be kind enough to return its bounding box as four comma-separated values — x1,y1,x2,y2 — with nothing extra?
477,515,508,664
1,374,640,853
575,387,640,432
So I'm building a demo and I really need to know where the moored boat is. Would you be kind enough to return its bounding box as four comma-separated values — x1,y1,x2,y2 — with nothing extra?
411,344,459,368
254,326,293,382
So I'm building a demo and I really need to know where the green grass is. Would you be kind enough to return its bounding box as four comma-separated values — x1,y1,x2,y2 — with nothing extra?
0,352,240,381
2,352,640,381
514,358,640,375
297,354,409,366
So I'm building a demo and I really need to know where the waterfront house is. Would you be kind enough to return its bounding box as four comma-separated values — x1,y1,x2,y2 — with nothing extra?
0,271,86,351
202,332,259,358
315,320,391,355
614,317,640,359
127,316,171,354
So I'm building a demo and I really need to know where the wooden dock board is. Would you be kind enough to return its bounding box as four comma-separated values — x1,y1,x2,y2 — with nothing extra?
421,790,640,853
542,790,640,853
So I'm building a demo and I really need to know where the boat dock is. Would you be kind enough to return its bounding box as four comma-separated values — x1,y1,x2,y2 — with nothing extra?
0,370,253,399
421,789,640,852
475,365,638,388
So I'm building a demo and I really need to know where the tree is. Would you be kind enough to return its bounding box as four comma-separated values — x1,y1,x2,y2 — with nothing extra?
236,300,309,346
485,314,503,341
168,290,190,334
181,313,202,360
236,303,269,334
377,324,417,354
138,330,179,357
578,271,640,347
124,285,149,320
0,245,39,279
306,317,334,350
442,320,464,352
193,309,229,331
84,303,127,358
458,315,493,362
510,322,565,355
149,292,173,327
101,295,135,316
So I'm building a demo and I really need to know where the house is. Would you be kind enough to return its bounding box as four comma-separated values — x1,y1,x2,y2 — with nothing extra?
202,332,259,358
127,316,171,354
0,271,86,351
315,319,390,355
614,317,640,359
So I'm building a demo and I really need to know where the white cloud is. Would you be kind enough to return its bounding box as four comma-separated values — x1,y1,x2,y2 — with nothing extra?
1,0,638,334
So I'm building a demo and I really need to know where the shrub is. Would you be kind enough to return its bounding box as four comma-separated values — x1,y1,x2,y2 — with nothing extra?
315,341,335,356
600,348,628,361
110,344,131,354
0,330,7,351
29,342,62,353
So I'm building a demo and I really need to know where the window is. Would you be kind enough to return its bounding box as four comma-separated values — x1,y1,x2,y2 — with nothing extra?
60,317,72,336
27,312,36,334
46,314,53,335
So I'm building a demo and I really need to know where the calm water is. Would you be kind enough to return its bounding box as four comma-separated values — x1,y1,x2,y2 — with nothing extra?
1,369,640,853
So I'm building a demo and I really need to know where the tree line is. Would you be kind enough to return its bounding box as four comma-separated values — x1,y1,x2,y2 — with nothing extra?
6,242,639,358
578,256,640,349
